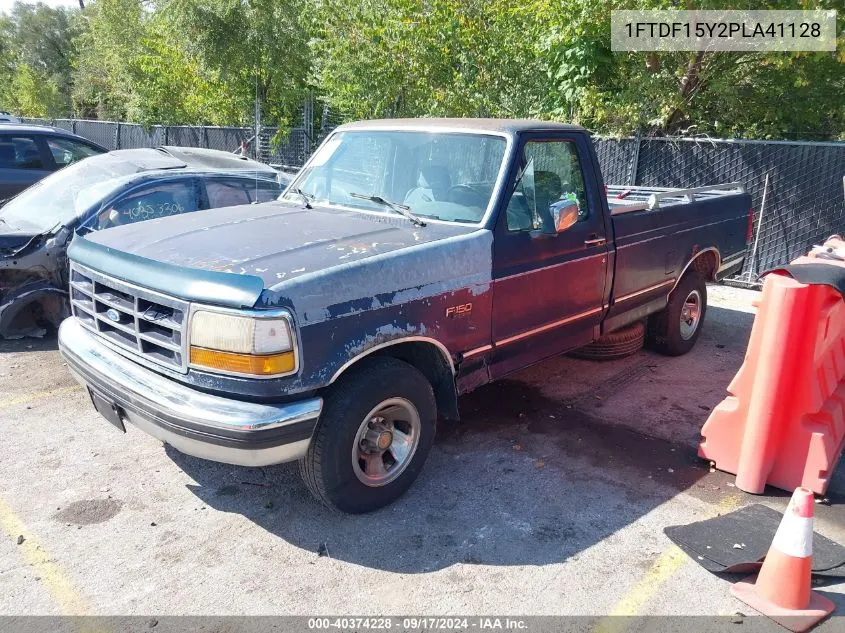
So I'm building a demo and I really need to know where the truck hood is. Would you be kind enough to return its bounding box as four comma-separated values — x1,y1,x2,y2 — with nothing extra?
85,202,468,280
74,202,493,324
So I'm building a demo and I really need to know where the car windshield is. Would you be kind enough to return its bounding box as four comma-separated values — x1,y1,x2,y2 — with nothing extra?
282,130,507,224
0,157,138,232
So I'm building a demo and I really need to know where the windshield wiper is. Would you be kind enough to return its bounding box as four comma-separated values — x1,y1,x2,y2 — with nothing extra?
289,187,314,209
349,193,426,227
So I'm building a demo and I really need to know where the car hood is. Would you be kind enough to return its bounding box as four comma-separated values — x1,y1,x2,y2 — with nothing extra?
0,230,39,258
78,202,493,324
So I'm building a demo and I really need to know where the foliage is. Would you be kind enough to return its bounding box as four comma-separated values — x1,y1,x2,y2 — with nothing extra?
70,0,142,120
72,0,248,125
0,2,78,116
309,0,843,138
0,0,841,139
533,0,844,138
160,0,312,128
309,0,545,120
5,62,64,117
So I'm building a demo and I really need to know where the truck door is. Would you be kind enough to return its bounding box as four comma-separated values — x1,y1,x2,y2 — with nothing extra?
490,133,609,378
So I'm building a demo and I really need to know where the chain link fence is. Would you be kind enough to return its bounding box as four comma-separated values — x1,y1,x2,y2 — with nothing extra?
22,118,255,156
593,137,641,186
595,136,845,283
259,104,346,168
23,115,343,169
22,116,845,279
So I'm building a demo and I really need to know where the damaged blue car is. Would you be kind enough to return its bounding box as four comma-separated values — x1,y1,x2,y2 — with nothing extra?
0,146,281,338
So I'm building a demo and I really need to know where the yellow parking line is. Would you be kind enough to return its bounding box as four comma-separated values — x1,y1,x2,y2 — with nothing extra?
593,493,743,633
0,496,90,616
605,544,690,619
0,385,81,409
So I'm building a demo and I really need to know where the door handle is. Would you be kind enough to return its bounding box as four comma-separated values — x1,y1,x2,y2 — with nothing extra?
584,236,607,247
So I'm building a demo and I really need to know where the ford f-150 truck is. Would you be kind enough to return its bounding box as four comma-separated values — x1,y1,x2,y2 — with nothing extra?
59,119,751,513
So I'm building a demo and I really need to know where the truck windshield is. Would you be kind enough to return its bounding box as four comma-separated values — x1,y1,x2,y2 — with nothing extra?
0,158,136,232
283,130,507,224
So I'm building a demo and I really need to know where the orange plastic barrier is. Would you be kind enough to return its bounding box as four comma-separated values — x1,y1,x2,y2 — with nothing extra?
699,255,845,494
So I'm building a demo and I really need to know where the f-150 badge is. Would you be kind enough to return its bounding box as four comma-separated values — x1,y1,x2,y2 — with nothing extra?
446,303,472,318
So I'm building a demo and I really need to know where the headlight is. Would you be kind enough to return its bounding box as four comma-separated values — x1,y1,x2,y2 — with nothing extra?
189,309,297,377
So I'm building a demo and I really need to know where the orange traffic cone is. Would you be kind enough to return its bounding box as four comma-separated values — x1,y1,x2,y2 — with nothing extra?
730,488,835,632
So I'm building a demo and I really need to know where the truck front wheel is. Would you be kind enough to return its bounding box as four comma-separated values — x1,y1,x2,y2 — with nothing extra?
299,357,437,513
647,271,707,356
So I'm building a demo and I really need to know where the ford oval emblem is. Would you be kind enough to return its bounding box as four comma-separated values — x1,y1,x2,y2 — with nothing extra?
105,308,121,323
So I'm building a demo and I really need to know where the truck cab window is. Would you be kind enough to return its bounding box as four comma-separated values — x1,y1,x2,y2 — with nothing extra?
505,140,589,232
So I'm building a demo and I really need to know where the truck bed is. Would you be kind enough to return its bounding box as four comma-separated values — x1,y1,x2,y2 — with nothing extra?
601,183,751,333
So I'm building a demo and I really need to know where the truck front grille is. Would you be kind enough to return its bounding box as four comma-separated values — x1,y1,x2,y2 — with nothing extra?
69,264,189,372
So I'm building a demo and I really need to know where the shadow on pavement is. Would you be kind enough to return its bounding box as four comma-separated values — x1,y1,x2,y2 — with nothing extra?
0,334,59,353
168,373,716,573
165,297,843,574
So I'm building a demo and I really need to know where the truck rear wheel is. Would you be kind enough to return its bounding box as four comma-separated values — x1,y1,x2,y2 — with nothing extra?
299,357,436,513
647,271,707,356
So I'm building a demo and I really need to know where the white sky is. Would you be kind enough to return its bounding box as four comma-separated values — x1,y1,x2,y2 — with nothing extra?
0,0,82,13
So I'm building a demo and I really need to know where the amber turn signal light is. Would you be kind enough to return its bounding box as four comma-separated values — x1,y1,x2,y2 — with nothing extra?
189,346,296,376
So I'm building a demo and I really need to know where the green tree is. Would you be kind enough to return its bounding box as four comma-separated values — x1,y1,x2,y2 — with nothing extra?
12,2,77,93
311,0,843,139
0,2,79,117
160,0,312,128
70,0,140,119
536,0,844,138
0,17,17,103
309,0,545,120
72,0,247,125
1,0,840,140
5,62,63,116
127,17,245,125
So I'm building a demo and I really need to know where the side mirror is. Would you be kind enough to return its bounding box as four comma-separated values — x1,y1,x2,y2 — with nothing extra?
532,199,580,238
554,201,580,233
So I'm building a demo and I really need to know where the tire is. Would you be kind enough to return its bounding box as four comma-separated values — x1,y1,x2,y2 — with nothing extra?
647,271,707,356
569,320,645,361
299,356,437,513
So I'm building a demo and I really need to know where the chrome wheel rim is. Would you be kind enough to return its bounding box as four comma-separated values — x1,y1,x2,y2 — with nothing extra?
352,397,421,487
679,289,702,340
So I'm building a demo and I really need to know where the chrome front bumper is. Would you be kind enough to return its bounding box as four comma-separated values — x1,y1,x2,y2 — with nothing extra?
58,317,322,467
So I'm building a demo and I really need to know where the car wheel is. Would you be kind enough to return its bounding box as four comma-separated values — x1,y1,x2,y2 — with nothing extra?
647,271,707,356
299,356,437,513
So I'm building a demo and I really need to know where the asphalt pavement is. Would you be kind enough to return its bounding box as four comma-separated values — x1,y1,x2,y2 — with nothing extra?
0,284,842,627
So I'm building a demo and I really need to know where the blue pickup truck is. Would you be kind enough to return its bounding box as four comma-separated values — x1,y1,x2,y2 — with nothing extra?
59,119,751,513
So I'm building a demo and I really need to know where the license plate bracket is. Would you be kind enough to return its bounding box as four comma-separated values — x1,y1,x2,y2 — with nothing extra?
88,388,126,433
